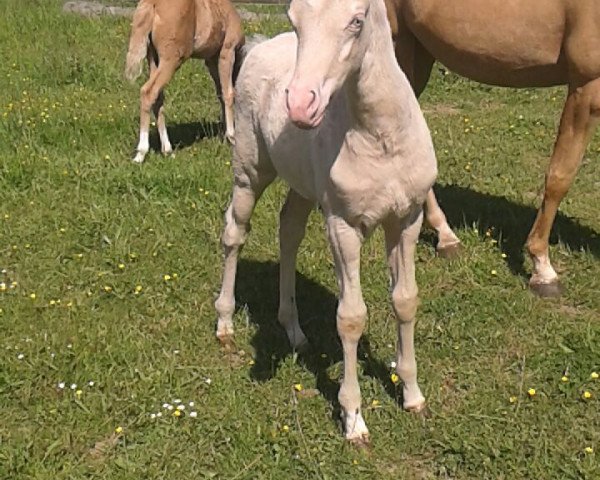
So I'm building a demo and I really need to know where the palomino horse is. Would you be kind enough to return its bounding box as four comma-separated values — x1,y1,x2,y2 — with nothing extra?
215,0,437,443
385,0,600,296
125,0,244,163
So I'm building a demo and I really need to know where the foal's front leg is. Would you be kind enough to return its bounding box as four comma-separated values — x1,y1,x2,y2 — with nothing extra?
326,216,369,445
278,189,313,349
217,45,237,144
383,210,426,412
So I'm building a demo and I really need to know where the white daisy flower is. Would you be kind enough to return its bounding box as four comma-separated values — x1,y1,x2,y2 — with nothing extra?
156,412,162,417
205,378,212,385
189,401,195,407
162,403,170,409
70,383,77,390
88,381,95,387
177,404,185,411
189,411,198,418
167,405,174,411
390,361,397,369
150,413,156,419
17,353,24,360
58,382,65,389
173,399,182,404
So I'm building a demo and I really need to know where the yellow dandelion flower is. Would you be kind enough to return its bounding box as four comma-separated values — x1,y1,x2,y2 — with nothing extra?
135,285,143,294
501,253,507,259
293,383,303,392
371,399,380,407
49,300,56,306
527,388,536,397
282,425,289,432
75,389,83,397
509,396,517,403
352,459,359,465
163,274,171,281
491,270,497,276
173,409,182,417
582,391,592,400
29,293,36,300
584,447,594,454
248,359,255,366
115,426,123,434
0,282,6,292
391,373,400,384
118,263,125,270
591,372,599,380
561,376,569,383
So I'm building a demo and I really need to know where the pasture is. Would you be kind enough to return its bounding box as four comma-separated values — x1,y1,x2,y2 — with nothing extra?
0,1,598,478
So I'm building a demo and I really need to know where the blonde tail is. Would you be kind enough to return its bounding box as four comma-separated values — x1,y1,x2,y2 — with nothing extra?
124,1,154,82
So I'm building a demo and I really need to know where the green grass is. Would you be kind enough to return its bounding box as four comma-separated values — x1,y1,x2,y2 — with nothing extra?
1,1,599,478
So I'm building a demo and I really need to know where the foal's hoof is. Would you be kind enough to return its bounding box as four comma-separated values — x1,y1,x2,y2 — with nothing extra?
216,333,236,351
437,242,462,259
529,280,563,298
406,403,431,418
347,433,371,449
132,152,146,164
225,131,235,145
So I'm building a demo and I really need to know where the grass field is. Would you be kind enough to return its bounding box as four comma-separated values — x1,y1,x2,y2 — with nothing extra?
0,1,598,478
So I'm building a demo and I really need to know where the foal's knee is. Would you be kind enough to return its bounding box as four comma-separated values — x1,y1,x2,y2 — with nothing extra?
392,290,419,323
336,299,367,341
221,207,248,250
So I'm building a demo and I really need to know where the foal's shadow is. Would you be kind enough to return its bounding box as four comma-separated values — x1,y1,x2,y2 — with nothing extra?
235,260,399,423
431,184,600,278
149,120,222,152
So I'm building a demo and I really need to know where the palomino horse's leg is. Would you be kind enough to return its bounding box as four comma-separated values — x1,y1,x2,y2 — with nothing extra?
133,57,179,164
393,30,461,256
215,168,275,344
526,78,600,297
217,45,237,144
383,210,426,412
326,215,369,445
425,190,462,257
278,189,313,350
147,46,173,156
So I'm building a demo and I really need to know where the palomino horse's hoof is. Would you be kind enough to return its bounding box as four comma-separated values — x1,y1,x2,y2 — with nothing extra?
437,242,462,259
347,433,371,449
529,280,563,298
406,403,431,418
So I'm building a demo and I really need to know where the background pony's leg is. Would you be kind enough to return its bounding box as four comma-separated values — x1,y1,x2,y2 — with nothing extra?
217,44,237,144
526,77,600,297
278,189,313,350
383,209,426,412
326,216,369,446
134,55,179,163
206,58,225,133
147,44,172,156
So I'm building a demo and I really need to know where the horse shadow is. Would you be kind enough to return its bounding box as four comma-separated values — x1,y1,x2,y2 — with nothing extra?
235,259,400,425
433,184,600,278
148,120,222,153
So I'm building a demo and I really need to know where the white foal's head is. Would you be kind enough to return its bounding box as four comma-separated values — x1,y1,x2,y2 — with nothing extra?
286,0,372,129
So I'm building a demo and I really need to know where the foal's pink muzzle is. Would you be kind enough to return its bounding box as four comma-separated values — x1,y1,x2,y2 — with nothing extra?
285,83,326,129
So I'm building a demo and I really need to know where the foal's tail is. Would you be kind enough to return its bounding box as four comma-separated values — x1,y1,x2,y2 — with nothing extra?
124,0,154,82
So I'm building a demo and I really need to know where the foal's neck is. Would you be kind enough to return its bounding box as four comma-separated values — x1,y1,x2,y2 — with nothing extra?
346,16,414,151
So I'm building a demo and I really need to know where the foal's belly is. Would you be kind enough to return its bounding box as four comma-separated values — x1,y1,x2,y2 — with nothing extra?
405,0,569,86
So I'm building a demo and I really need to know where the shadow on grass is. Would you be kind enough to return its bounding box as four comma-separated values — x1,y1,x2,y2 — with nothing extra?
149,120,222,152
235,259,400,427
433,184,600,278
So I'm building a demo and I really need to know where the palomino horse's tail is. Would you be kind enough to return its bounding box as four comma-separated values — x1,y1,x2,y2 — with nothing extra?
124,0,154,82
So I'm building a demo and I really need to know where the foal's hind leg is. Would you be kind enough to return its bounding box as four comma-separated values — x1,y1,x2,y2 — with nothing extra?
278,189,313,350
425,190,462,257
383,209,426,412
133,56,179,163
326,215,369,445
526,78,600,296
215,161,276,344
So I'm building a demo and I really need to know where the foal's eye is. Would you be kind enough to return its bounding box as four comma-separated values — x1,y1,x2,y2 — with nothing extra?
348,16,364,31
